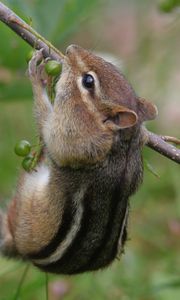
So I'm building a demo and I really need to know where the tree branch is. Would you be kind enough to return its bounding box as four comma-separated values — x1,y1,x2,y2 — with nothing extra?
0,2,180,165
0,2,64,61
143,128,180,164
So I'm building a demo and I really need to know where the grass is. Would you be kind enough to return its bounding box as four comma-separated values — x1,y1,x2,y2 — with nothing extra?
0,98,179,300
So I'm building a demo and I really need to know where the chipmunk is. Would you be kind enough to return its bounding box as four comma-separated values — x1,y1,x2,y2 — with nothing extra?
0,45,157,274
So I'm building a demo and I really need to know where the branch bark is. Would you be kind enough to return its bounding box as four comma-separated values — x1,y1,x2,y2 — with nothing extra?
143,128,180,164
0,2,180,165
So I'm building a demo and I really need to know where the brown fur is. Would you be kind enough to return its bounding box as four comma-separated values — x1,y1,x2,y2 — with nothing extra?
0,45,157,273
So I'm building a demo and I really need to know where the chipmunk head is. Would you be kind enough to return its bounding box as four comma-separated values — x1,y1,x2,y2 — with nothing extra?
45,45,157,167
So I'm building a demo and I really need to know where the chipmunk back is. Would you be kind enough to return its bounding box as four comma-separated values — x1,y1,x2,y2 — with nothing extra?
0,45,157,274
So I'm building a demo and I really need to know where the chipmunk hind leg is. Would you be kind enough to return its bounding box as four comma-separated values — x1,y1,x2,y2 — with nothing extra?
0,163,51,260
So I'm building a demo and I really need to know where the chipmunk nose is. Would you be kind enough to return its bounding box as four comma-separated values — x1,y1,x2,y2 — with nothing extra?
65,44,79,56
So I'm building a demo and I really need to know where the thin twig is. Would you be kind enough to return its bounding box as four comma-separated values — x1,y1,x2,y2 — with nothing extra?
0,2,180,165
143,128,180,164
161,135,180,145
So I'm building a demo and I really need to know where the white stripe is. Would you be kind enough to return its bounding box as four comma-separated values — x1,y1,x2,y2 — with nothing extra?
117,205,129,256
32,187,85,265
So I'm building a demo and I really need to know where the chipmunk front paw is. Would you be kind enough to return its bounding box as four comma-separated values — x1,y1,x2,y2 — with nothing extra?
28,49,47,86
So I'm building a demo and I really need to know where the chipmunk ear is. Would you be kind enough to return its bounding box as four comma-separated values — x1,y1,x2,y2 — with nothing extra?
138,97,158,121
104,105,138,131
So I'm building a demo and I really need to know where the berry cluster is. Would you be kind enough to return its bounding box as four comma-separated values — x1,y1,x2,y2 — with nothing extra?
14,140,33,171
14,50,62,172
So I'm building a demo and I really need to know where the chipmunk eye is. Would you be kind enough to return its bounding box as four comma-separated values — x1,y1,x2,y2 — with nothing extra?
82,74,94,89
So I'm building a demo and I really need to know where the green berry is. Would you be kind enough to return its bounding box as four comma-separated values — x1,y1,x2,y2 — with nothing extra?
26,49,35,63
14,140,31,157
22,155,34,172
45,60,62,76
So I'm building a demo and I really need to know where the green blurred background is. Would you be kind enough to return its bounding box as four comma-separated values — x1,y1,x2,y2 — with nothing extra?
0,0,180,299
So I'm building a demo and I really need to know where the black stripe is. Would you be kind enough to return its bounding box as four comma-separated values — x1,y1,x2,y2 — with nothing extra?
106,202,128,262
54,189,93,263
74,185,125,273
28,192,75,259
34,187,95,273
36,183,126,275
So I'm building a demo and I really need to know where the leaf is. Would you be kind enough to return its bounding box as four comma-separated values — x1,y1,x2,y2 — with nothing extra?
144,159,160,178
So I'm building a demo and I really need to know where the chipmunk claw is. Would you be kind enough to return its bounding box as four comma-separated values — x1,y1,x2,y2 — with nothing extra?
28,49,46,84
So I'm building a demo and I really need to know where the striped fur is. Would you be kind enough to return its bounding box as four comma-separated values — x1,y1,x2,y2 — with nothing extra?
30,131,143,274
0,45,153,275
